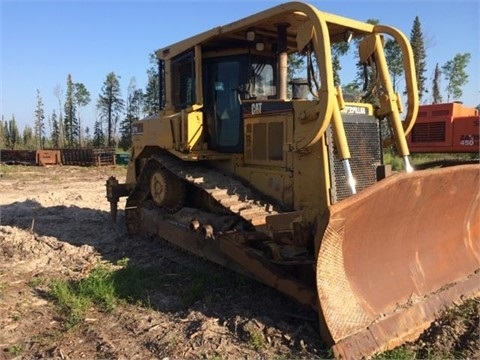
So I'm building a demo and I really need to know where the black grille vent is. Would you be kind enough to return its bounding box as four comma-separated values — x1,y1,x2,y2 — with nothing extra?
327,115,382,203
411,121,446,142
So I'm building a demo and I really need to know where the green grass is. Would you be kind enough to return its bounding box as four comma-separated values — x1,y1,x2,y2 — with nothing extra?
28,276,46,288
49,277,92,329
206,354,224,360
374,347,417,360
5,344,23,356
0,164,24,178
383,150,405,171
180,274,207,306
179,265,256,308
46,255,263,334
441,297,478,322
383,149,478,172
48,260,167,329
248,327,266,350
375,298,479,360
46,257,231,330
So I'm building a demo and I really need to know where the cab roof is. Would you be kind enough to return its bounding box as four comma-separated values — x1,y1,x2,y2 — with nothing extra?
156,1,375,60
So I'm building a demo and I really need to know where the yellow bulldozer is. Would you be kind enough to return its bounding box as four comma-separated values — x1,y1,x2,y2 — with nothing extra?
106,2,479,358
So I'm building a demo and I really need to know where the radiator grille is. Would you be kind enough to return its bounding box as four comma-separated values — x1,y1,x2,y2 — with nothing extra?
327,115,382,203
411,122,446,143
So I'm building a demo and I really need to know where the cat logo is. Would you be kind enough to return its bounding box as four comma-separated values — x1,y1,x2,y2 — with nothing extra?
251,103,262,115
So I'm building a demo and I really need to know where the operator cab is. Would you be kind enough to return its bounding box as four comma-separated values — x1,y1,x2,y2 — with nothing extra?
203,55,276,153
169,49,278,154
163,17,298,156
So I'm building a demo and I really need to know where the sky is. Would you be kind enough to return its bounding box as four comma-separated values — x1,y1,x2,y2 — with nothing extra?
1,0,479,135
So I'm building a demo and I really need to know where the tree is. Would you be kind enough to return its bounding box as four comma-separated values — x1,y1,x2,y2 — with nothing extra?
51,109,60,148
410,16,427,102
97,72,124,147
74,82,91,147
287,53,305,81
341,81,363,102
22,125,36,149
143,53,160,116
5,115,20,150
350,18,380,105
119,77,143,150
431,63,443,104
332,42,350,86
384,39,404,92
53,84,65,148
0,116,5,149
34,89,46,149
84,126,92,148
64,74,78,147
92,119,105,148
442,53,471,102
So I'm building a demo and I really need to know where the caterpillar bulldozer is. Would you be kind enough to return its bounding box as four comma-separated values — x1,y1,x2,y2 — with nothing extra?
106,2,480,358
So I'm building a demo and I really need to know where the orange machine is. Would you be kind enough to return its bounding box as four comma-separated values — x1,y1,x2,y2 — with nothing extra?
407,102,479,153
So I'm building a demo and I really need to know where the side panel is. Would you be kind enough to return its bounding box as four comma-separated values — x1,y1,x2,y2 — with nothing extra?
185,110,204,151
243,105,292,168
292,139,331,221
453,116,480,151
235,101,295,209
130,116,175,164
234,167,294,210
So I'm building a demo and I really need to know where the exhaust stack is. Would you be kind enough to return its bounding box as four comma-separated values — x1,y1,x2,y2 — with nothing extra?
277,24,289,101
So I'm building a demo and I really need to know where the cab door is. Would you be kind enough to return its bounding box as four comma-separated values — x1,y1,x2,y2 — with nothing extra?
203,57,245,153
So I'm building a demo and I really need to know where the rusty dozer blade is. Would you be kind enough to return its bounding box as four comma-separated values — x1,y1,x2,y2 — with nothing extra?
316,164,480,359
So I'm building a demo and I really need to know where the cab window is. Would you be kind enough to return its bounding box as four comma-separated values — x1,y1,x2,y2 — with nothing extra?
171,51,195,111
248,61,276,99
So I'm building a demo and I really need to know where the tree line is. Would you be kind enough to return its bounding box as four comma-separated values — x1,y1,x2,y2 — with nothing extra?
0,54,159,151
1,16,475,151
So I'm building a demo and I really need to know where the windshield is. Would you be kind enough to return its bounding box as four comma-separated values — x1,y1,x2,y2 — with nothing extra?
247,58,276,100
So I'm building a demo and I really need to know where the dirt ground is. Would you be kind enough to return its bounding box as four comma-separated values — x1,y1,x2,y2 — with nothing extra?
0,165,478,360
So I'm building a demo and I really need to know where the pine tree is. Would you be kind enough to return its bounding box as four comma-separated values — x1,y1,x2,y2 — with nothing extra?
410,16,427,102
97,72,124,147
119,78,143,150
143,53,160,116
5,115,20,150
384,39,404,92
74,82,91,147
442,53,471,102
93,119,105,148
431,63,443,104
53,84,65,148
34,89,46,149
84,126,92,148
64,74,78,147
0,116,5,149
51,110,60,148
23,125,36,149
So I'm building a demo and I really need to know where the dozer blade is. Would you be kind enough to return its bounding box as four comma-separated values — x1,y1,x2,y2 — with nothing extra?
316,164,480,359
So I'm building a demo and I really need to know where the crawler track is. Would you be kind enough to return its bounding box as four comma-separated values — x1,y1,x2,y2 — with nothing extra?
125,152,282,234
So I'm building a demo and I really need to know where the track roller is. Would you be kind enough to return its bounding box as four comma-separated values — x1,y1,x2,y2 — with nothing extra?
149,166,186,213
